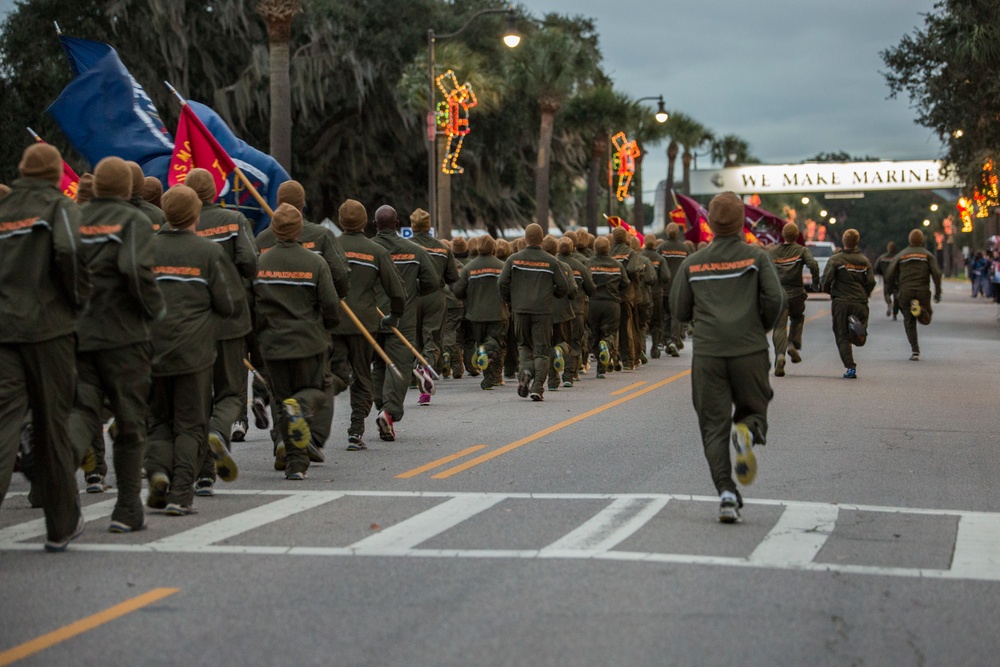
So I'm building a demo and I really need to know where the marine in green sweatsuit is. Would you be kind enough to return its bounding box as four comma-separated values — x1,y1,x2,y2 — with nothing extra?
585,237,629,377
820,229,876,376
640,237,671,359
558,237,595,384
670,193,784,522
884,229,942,360
453,235,509,389
544,236,578,390
254,204,340,478
874,241,900,319
410,208,459,382
329,200,405,449
0,144,90,549
658,224,689,355
126,162,166,232
146,185,244,514
610,227,644,368
186,169,258,490
68,157,164,531
768,222,820,375
371,206,440,434
498,224,572,400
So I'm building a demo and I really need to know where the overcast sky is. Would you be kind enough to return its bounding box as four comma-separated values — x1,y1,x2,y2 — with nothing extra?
1,0,940,195
525,0,941,194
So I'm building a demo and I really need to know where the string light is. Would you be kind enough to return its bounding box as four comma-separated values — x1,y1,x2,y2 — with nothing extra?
972,159,998,219
610,131,640,201
957,197,974,233
435,70,478,175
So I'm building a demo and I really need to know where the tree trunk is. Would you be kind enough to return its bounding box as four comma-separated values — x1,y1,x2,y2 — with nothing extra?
633,148,644,234
265,17,293,172
436,135,452,238
535,107,557,233
666,140,678,195
585,134,604,236
682,149,692,196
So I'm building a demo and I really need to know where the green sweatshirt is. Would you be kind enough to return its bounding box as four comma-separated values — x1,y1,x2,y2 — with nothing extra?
195,204,257,339
641,248,672,297
411,231,460,288
0,178,89,344
658,238,689,278
821,249,876,302
552,258,578,323
77,197,164,352
453,254,508,322
130,195,165,232
884,245,942,296
586,254,629,302
372,229,441,325
611,243,645,303
561,253,597,309
332,231,405,335
257,221,350,298
254,241,340,360
769,242,820,297
498,245,572,315
670,235,785,358
150,228,244,375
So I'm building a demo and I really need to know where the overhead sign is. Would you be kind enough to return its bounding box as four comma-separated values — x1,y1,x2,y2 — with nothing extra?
689,160,959,195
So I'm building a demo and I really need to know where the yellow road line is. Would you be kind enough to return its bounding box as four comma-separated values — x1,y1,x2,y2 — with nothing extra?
432,370,691,479
0,588,179,666
804,309,829,324
610,381,647,396
395,445,487,479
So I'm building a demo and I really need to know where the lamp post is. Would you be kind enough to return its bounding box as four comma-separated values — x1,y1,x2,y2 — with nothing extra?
612,95,667,231
634,95,669,124
427,8,520,237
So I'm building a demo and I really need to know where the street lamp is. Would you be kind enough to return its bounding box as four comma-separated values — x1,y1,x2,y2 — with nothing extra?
801,196,810,205
820,209,828,217
930,203,939,212
635,95,668,124
427,7,520,235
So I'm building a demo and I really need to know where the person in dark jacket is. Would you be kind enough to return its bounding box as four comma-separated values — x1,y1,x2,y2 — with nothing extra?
820,228,876,378
658,223,689,356
671,192,784,524
146,185,243,515
254,204,340,479
585,237,629,378
371,205,440,440
0,143,91,551
498,223,572,401
640,235,671,359
768,222,820,375
453,234,508,390
330,200,405,451
126,162,165,231
67,157,164,532
558,236,596,385
874,241,899,319
885,229,942,361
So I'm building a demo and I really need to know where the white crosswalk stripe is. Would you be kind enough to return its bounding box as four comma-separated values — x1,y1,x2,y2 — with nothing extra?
2,490,998,582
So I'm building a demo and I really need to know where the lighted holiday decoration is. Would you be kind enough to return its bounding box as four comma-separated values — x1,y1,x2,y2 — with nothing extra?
610,131,640,201
957,197,974,233
435,70,478,175
972,159,999,219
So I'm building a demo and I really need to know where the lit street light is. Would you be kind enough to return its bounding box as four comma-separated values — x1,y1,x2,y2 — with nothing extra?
930,203,939,211
923,219,931,227
427,7,520,235
819,209,828,217
801,196,810,205
635,95,669,124
829,217,837,224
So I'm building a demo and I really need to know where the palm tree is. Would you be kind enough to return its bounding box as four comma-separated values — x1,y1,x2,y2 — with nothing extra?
669,115,713,195
661,110,696,196
710,134,753,166
509,26,599,233
257,0,302,172
563,86,635,235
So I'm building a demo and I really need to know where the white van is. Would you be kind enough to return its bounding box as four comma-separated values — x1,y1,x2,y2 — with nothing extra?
804,241,837,290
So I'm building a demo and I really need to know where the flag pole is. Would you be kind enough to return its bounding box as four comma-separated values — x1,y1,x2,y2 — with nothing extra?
163,81,275,217
161,81,400,378
26,127,42,143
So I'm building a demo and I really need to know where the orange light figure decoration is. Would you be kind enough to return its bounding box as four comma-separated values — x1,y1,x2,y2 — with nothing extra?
611,131,640,201
435,70,478,175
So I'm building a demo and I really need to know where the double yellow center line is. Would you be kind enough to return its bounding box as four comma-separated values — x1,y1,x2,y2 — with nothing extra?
397,370,690,480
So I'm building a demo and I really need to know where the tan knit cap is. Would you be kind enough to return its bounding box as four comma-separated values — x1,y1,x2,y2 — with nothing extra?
277,180,306,212
410,208,431,232
18,144,62,183
76,173,95,204
271,202,303,241
666,222,680,240
524,223,544,246
185,168,216,204
161,184,202,229
93,157,133,200
451,236,468,254
842,228,860,250
479,235,496,256
339,199,368,231
126,162,145,198
708,192,744,237
141,177,163,207
541,236,557,255
595,236,611,255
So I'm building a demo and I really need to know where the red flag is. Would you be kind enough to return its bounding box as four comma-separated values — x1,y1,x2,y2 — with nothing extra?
60,161,80,200
668,206,687,228
168,104,236,195
605,215,644,245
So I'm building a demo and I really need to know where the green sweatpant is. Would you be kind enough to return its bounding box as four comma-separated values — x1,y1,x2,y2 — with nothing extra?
588,300,620,371
199,336,246,481
330,333,375,437
469,320,507,387
265,353,327,475
899,289,932,354
513,312,553,393
374,323,416,421
831,299,869,369
68,342,152,529
416,291,446,371
691,350,772,497
0,336,82,542
146,369,213,508
771,292,807,357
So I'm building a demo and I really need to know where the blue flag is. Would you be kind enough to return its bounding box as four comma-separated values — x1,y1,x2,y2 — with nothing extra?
187,101,290,234
47,37,174,180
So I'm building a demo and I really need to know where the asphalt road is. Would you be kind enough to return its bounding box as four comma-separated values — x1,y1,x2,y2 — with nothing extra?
2,280,999,666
